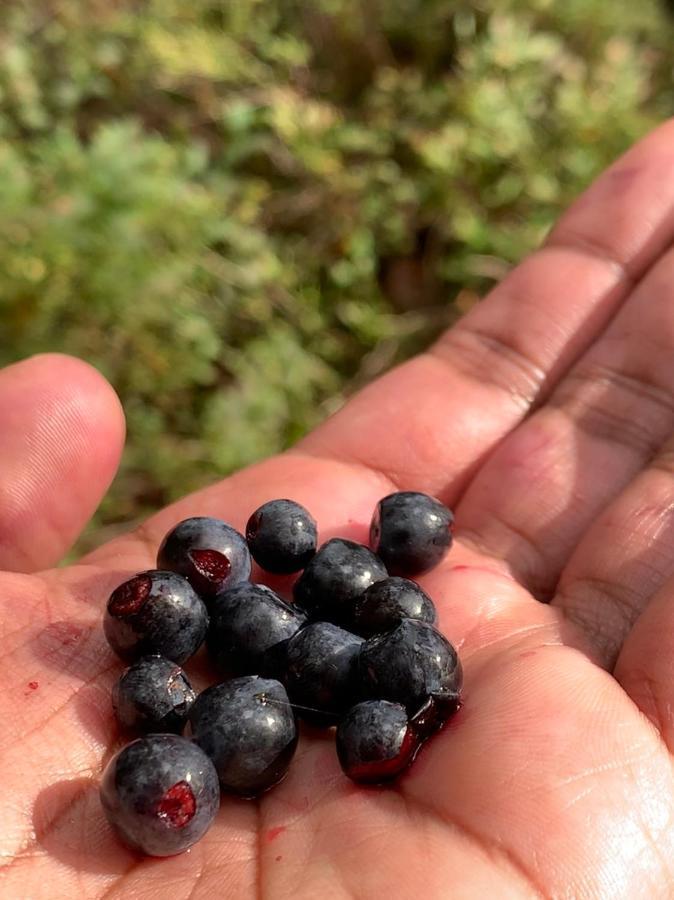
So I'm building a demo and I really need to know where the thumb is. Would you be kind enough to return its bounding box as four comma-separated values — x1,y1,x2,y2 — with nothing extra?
0,354,125,572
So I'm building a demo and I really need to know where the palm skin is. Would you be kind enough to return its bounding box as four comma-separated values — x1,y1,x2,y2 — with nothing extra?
4,122,674,899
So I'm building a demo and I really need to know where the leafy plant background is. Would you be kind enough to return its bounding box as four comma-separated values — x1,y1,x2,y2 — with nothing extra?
0,0,672,553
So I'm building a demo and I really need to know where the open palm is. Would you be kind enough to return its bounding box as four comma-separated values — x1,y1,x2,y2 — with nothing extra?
4,122,674,900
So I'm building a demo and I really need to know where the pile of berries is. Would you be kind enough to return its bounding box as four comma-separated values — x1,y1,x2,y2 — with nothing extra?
100,491,461,857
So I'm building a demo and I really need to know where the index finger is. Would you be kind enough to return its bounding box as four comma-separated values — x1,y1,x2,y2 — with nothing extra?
299,118,674,500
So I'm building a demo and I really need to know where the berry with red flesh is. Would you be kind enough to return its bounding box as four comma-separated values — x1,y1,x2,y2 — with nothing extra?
104,571,208,665
100,734,219,856
157,517,251,600
336,700,418,784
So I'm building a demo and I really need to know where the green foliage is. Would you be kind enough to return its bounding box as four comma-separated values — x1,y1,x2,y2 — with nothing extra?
0,0,672,547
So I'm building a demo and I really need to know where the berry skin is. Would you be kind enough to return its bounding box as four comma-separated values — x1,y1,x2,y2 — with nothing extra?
206,582,307,678
112,656,196,735
370,491,454,575
359,619,462,736
157,517,251,600
337,700,418,784
100,734,220,857
284,621,364,726
293,538,388,625
189,676,298,797
352,576,437,637
246,499,318,574
104,571,209,665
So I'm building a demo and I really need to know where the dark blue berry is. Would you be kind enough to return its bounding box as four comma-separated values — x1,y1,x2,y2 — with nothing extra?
246,499,317,574
104,571,208,664
337,700,418,784
206,582,306,678
352,576,437,637
157,517,251,600
370,491,453,575
293,538,387,625
189,676,297,797
100,734,219,857
284,621,363,727
359,619,462,735
112,656,196,735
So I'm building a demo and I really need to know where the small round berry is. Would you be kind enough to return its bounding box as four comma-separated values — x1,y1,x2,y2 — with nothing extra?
352,576,436,636
359,619,462,731
337,700,418,784
189,677,297,797
206,582,306,678
100,734,220,856
112,656,196,735
293,538,387,625
157,517,251,599
370,491,453,575
284,622,363,726
246,499,317,574
104,571,208,664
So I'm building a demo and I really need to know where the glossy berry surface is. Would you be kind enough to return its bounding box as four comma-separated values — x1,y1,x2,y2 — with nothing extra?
206,582,306,677
359,619,462,731
189,676,298,797
112,655,196,735
352,576,437,636
157,517,251,600
337,700,418,784
284,621,364,726
293,538,387,624
100,734,220,857
370,491,453,575
246,499,318,574
104,571,209,664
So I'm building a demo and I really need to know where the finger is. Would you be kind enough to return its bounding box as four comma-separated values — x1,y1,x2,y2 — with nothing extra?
615,571,674,753
551,434,674,667
0,354,125,572
299,119,674,501
453,236,674,600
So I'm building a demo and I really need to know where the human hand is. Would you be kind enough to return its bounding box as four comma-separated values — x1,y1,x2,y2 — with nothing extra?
4,120,674,899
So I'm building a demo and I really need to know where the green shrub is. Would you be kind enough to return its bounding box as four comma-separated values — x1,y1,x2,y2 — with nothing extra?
0,0,671,549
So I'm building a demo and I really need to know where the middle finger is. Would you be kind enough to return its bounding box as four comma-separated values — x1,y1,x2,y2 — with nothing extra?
455,243,674,600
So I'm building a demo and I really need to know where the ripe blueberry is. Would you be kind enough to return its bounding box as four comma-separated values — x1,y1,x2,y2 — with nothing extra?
293,538,387,624
284,621,363,726
359,619,462,736
104,571,208,664
206,582,306,678
189,676,298,797
336,700,418,784
370,491,453,575
246,499,317,574
112,655,196,735
157,517,251,600
100,734,220,856
352,576,436,637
